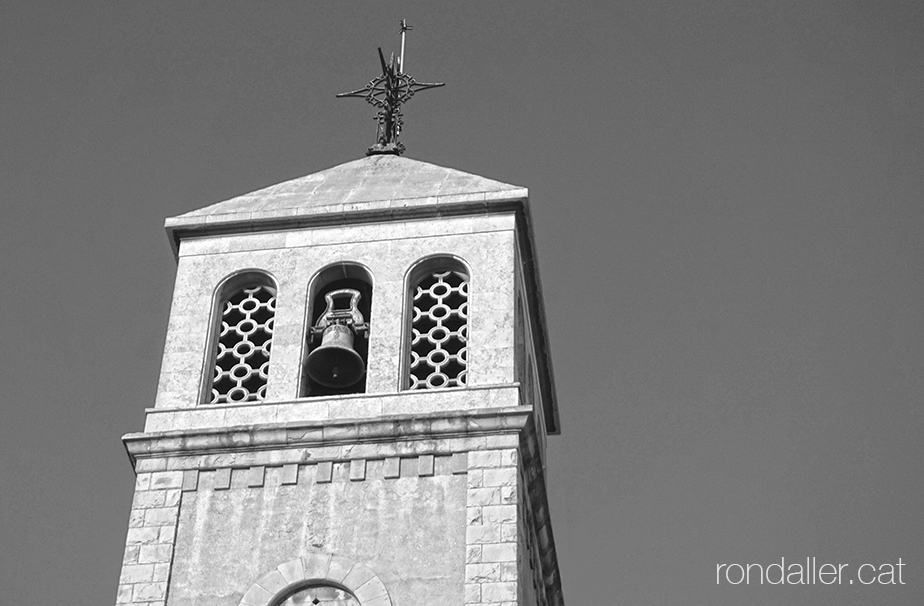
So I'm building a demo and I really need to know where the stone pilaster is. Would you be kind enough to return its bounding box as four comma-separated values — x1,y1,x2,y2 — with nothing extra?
464,448,520,606
116,471,183,606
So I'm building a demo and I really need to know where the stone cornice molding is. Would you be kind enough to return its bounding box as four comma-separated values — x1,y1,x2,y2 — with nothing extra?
123,406,531,465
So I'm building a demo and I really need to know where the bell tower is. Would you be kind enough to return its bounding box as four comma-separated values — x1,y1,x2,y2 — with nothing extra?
116,31,563,606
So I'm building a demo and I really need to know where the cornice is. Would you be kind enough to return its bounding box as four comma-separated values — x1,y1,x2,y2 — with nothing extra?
123,405,531,465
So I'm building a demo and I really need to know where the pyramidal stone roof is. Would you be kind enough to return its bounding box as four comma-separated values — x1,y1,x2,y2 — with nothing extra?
166,154,527,234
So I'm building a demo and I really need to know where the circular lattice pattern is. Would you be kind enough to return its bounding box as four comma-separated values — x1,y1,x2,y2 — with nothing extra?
409,269,468,390
209,285,276,404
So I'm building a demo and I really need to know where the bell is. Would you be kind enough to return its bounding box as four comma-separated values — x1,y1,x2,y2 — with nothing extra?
306,324,365,388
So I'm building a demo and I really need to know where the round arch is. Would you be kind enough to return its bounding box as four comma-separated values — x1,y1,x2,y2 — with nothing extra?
201,269,278,405
238,554,392,606
400,254,471,391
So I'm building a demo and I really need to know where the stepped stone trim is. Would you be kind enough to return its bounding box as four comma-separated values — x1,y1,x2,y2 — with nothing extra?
239,554,392,606
132,433,519,474
170,454,464,493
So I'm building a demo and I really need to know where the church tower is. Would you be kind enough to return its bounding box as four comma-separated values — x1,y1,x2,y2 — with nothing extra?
116,35,563,606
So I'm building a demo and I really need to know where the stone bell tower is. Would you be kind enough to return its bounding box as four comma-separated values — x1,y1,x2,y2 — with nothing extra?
116,33,563,606
116,154,565,606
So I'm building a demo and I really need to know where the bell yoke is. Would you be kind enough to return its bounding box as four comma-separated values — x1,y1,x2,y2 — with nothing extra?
305,289,369,388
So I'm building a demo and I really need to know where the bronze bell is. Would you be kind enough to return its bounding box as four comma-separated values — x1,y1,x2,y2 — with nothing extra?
305,288,368,388
306,324,365,387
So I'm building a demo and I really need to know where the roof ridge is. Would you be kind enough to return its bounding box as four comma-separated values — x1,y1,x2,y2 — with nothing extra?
172,155,523,221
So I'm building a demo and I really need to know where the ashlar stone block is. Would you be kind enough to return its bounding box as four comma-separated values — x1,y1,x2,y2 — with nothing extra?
301,553,332,580
240,582,274,606
277,557,305,585
465,562,501,583
164,489,182,507
383,457,400,479
482,505,517,525
135,473,152,491
349,459,366,481
213,467,232,490
466,524,500,544
150,471,183,491
128,510,145,529
152,563,170,583
316,461,333,483
181,470,199,492
143,507,178,527
353,576,388,603
481,581,517,602
158,525,177,544
132,491,166,509
326,555,355,583
468,487,501,507
248,465,266,487
482,542,517,563
256,569,289,595
500,562,518,582
467,507,483,525
280,463,299,485
341,563,377,593
125,528,160,545
468,451,502,469
133,582,167,602
467,470,484,488
483,467,518,488
418,454,435,477
138,544,173,564
119,563,154,584
464,583,482,603
451,452,469,474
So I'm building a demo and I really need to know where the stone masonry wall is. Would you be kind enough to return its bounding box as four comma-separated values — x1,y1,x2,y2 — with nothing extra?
116,443,533,606
464,448,521,606
117,471,184,606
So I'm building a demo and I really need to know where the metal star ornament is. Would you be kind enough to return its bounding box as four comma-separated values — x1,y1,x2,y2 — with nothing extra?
337,21,445,156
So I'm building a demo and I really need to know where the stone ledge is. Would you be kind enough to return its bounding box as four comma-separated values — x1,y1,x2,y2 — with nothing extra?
124,406,531,466
144,384,521,433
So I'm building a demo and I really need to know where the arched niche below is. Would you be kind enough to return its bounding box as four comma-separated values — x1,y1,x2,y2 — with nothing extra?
239,554,392,606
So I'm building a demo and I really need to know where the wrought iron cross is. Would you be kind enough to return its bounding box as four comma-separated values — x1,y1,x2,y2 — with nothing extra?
337,21,445,156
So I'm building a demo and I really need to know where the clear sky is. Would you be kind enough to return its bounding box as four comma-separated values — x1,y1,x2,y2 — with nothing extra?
1,1,922,605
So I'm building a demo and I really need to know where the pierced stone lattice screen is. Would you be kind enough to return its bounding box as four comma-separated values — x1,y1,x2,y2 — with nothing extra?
409,269,468,389
209,284,275,404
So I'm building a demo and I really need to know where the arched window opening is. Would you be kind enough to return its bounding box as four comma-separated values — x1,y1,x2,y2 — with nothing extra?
206,272,276,404
406,257,469,390
275,584,360,606
302,263,373,397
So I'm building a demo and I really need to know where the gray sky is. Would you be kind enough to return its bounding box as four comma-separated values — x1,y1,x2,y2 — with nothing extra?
1,1,922,605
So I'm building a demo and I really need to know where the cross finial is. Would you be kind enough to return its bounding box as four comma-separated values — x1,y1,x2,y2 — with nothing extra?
337,21,444,156
399,20,413,72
